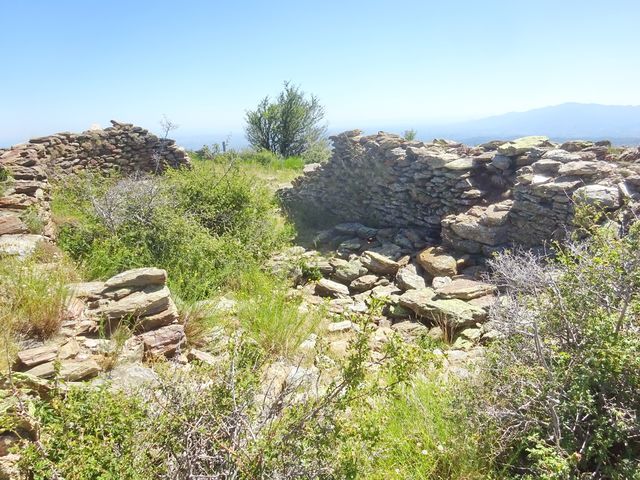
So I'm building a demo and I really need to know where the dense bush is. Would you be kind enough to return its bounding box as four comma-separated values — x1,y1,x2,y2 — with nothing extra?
52,162,292,301
481,218,640,478
19,386,157,479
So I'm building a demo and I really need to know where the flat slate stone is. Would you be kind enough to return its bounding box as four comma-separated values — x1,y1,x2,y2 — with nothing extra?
0,234,46,257
436,278,496,300
104,267,167,289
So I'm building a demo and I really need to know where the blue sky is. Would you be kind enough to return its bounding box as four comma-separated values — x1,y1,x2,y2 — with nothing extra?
1,0,639,146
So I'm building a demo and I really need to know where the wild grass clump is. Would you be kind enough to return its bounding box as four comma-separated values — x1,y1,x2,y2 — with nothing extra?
177,266,322,357
0,248,79,370
345,374,494,479
0,251,77,340
52,162,292,302
231,267,321,357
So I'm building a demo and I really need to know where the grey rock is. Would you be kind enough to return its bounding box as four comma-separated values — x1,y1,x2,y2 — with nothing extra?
395,264,426,291
573,185,621,209
104,267,167,289
315,278,350,297
360,250,400,275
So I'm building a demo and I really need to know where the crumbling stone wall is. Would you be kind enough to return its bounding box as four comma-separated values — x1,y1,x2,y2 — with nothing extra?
21,120,190,176
281,130,517,238
281,132,640,253
0,121,190,255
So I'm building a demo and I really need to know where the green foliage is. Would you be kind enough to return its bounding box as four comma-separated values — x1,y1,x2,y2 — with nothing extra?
0,251,78,350
19,386,158,479
298,258,323,282
15,324,439,479
344,374,494,479
301,138,332,164
0,166,12,196
245,82,327,157
22,206,45,234
52,162,292,301
483,212,640,478
232,267,321,356
403,129,417,141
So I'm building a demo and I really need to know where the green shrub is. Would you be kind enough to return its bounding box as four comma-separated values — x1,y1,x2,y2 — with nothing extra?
16,322,432,479
482,218,640,478
301,139,331,164
19,386,158,479
52,163,292,301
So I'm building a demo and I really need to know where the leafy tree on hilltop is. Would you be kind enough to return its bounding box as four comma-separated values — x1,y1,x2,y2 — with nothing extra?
245,82,326,157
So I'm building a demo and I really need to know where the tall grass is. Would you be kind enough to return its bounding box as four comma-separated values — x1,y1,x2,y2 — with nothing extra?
349,374,494,479
232,267,321,357
181,267,322,358
0,248,80,371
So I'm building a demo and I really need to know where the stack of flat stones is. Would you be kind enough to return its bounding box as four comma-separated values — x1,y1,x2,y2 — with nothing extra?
27,120,190,177
442,138,640,252
280,130,519,236
13,268,186,382
0,142,52,257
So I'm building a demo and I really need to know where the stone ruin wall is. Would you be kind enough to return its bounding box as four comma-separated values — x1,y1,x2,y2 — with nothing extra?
281,130,640,256
0,120,190,255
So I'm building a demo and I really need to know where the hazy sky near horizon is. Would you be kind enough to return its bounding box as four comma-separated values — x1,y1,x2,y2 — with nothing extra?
1,0,639,145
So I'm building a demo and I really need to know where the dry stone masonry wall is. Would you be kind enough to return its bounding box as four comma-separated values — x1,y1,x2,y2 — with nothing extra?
0,121,190,256
281,131,640,254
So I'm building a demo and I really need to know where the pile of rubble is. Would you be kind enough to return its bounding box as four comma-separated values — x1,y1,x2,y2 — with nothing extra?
271,221,500,354
12,268,187,383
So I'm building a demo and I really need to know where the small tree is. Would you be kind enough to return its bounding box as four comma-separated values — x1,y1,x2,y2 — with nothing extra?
245,82,327,157
403,129,417,141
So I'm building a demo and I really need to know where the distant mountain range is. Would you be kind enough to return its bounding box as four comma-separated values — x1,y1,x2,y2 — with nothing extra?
410,103,640,146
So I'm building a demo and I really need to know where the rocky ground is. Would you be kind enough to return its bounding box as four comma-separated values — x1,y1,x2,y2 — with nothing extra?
270,221,499,370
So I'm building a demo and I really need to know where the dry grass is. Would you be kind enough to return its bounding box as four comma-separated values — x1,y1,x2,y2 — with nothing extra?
0,246,80,370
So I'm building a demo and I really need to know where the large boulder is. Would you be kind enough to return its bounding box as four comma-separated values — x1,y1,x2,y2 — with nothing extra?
0,234,46,257
399,289,486,328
